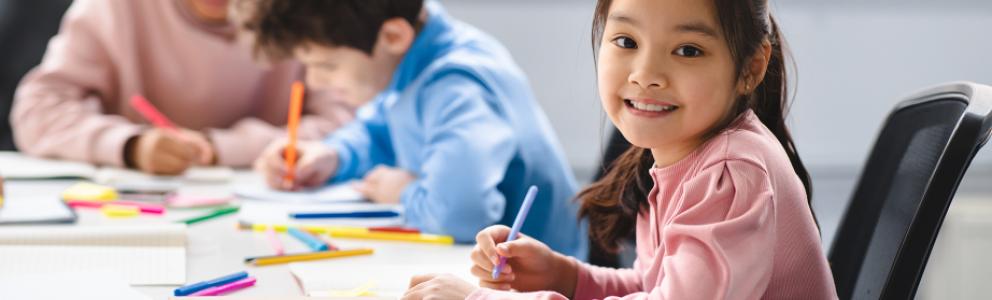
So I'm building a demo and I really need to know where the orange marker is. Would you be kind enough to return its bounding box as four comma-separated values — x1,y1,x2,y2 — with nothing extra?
283,81,305,189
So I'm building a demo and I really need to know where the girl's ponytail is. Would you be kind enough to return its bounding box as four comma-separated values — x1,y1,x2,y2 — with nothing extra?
746,16,816,224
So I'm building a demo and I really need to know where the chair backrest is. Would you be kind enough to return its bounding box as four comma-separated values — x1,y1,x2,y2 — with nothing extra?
829,82,992,300
0,0,73,151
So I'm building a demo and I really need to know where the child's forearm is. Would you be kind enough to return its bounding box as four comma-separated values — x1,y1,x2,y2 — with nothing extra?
550,252,579,298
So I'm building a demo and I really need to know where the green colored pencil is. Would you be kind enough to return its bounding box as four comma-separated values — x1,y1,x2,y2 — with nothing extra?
179,206,239,225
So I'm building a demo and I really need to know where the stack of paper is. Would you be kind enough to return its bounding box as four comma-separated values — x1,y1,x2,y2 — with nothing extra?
0,224,187,285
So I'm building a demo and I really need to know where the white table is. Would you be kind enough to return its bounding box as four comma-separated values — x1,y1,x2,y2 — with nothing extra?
4,172,475,299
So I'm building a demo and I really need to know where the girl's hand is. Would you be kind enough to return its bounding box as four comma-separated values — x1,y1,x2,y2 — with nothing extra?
470,225,577,295
253,139,337,190
180,129,216,166
402,273,479,300
127,128,198,175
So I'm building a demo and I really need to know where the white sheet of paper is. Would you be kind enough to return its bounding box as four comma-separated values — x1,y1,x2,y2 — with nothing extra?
0,224,187,285
0,194,75,224
234,182,364,203
0,269,151,300
290,263,473,297
96,167,234,185
0,151,233,183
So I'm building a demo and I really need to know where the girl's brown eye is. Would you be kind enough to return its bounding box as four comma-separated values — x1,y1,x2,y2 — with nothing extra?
674,45,703,57
612,36,637,49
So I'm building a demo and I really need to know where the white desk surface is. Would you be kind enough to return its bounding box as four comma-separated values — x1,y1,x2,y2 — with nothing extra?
3,172,474,299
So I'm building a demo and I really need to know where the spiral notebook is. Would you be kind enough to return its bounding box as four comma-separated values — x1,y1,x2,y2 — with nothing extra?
0,224,187,285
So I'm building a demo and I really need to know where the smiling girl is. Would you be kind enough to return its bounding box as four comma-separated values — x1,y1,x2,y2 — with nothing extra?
404,0,837,299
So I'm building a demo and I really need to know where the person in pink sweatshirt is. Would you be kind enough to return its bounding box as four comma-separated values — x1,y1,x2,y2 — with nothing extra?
403,0,838,299
10,0,353,175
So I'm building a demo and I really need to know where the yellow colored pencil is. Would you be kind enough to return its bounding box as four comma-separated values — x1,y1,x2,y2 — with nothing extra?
245,223,454,245
250,248,373,266
328,229,454,245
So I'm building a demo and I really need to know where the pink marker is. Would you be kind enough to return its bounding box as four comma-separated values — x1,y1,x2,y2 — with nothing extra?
65,200,104,209
114,201,165,214
66,200,165,215
130,95,179,134
189,277,256,296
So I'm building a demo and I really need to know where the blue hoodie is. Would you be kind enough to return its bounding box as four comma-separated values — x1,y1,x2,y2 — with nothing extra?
325,1,587,259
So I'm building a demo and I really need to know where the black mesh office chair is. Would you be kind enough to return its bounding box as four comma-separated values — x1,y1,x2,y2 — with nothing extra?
829,82,992,300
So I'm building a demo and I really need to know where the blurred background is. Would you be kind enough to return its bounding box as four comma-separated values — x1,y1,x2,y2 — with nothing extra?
1,0,991,298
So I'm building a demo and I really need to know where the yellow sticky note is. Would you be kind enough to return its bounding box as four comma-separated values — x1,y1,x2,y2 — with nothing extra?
311,281,377,297
62,182,118,202
102,204,139,218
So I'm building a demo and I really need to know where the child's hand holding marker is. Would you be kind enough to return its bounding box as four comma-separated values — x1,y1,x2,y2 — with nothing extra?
127,94,216,175
125,128,214,175
464,186,578,295
254,139,338,190
470,225,577,294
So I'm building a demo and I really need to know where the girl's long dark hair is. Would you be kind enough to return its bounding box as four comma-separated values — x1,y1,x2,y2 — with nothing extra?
579,0,816,252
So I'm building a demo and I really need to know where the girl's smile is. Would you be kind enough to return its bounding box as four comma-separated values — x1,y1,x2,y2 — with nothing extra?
623,98,680,118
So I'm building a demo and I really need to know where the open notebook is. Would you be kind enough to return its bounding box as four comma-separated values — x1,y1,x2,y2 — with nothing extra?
0,224,187,285
0,151,233,183
234,182,364,203
289,263,474,297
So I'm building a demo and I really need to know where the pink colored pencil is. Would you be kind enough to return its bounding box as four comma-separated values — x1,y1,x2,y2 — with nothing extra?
189,277,256,296
266,226,284,256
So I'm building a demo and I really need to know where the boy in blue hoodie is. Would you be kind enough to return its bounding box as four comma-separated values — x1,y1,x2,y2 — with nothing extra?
241,0,586,259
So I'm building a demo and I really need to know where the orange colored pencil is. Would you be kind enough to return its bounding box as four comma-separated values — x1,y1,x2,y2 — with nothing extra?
283,81,305,189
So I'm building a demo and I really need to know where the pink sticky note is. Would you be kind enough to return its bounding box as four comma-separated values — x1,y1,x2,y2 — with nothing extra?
166,195,233,208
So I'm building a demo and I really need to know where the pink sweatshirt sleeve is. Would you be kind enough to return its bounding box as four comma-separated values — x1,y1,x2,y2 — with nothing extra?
11,0,141,167
207,88,353,167
467,160,777,300
600,160,777,300
467,289,568,300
